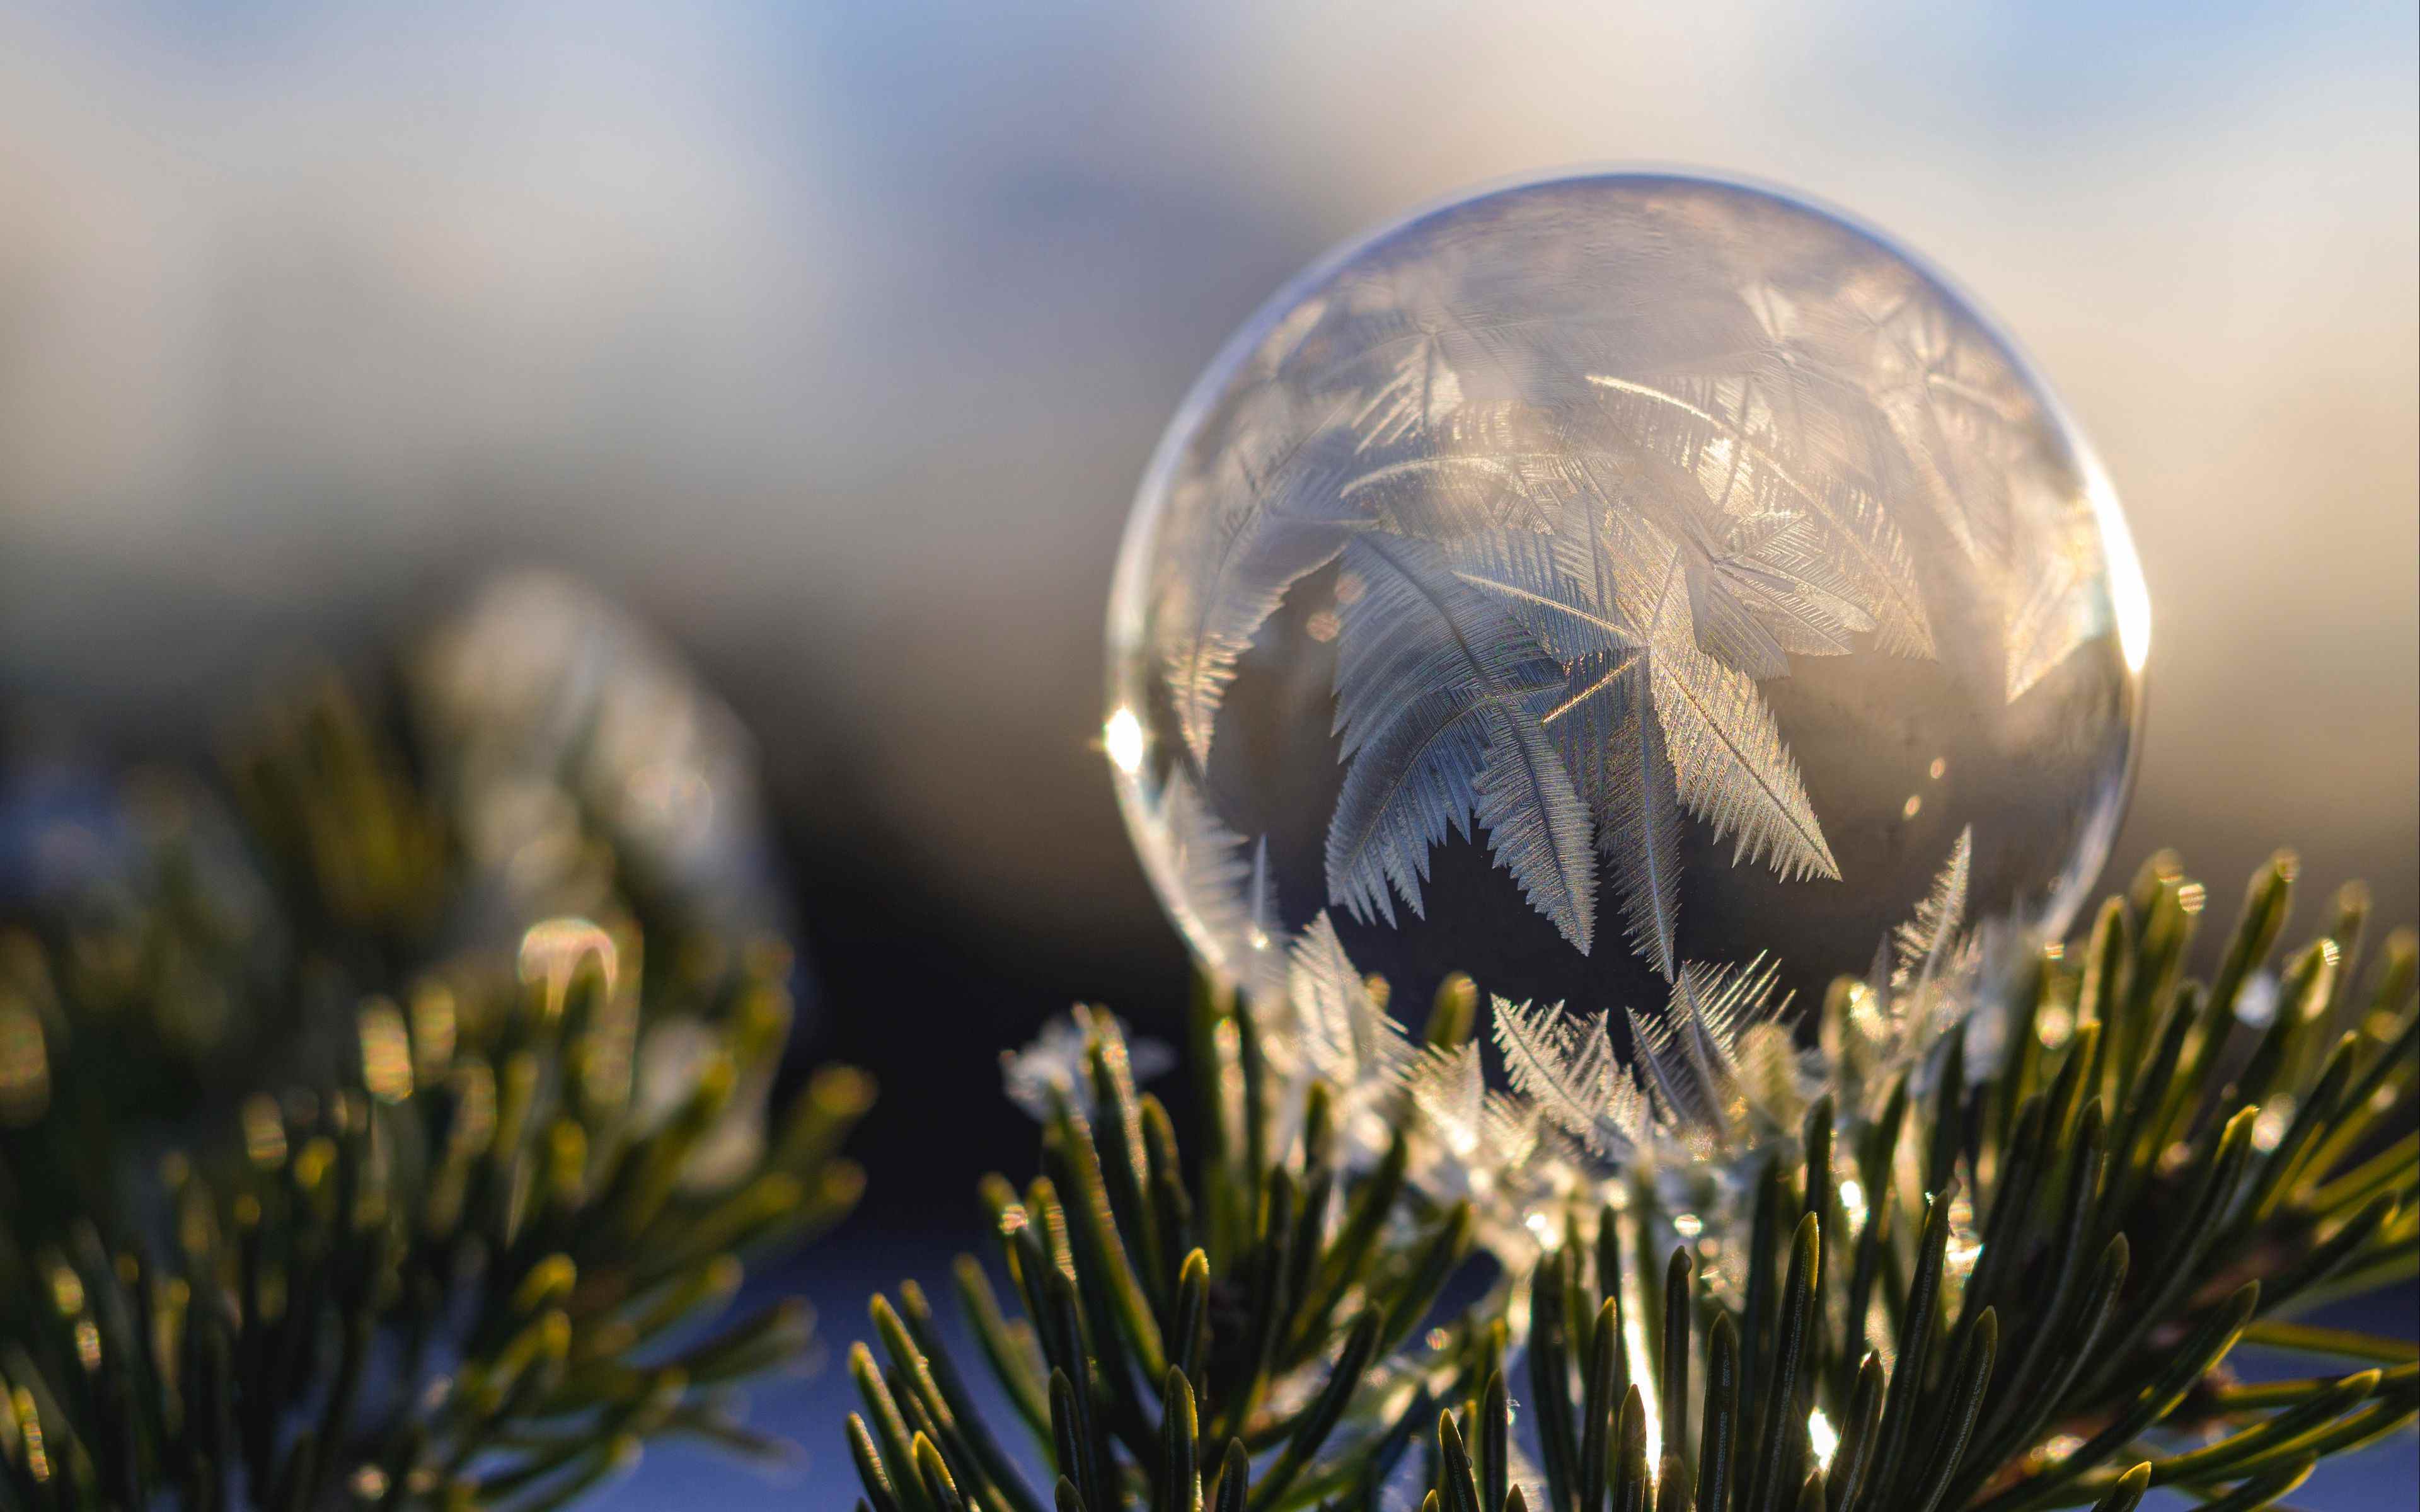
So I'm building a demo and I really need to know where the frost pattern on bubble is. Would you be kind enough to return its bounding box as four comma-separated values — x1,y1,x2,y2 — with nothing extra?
1107,173,2144,1233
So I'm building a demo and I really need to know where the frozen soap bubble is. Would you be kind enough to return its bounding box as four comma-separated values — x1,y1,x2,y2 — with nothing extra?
1105,173,2146,1097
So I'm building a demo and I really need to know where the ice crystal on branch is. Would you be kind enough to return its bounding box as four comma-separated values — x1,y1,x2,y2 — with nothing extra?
899,850,2420,1512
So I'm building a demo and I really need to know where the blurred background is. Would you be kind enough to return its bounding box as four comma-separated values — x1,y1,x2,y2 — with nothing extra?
0,1,2412,1505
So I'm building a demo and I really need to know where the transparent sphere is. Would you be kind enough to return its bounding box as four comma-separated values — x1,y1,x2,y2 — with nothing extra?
1107,173,2146,1055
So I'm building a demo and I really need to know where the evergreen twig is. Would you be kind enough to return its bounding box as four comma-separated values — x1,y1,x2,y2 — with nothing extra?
0,667,870,1509
856,852,2418,1510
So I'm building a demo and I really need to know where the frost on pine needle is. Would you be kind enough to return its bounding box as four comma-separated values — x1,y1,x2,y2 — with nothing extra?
1117,829,2008,1279
858,849,2420,1512
1001,1007,1176,1121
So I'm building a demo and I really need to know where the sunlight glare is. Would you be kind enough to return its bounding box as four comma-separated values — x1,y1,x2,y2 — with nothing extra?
1105,706,1145,776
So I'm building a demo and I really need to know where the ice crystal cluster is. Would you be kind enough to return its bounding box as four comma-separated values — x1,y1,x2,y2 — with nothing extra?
1104,173,2147,1218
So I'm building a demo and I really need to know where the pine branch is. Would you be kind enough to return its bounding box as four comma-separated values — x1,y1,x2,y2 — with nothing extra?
0,657,870,1509
1432,850,2419,1512
847,995,1497,1512
870,851,2417,1512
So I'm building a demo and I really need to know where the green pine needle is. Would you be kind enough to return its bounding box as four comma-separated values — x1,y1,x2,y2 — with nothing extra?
849,851,2417,1512
0,672,869,1509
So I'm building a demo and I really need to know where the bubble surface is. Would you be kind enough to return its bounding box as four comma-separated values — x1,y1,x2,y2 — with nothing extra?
1108,173,2144,1054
